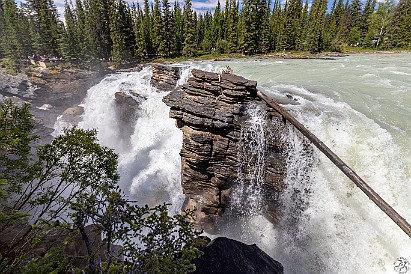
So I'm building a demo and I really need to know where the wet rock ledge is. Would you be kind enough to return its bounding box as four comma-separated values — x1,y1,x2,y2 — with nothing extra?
163,68,287,231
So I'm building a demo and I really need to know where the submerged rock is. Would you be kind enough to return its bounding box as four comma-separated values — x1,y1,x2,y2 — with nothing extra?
193,237,284,274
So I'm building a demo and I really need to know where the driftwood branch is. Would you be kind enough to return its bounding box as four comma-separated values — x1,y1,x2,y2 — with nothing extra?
258,91,411,238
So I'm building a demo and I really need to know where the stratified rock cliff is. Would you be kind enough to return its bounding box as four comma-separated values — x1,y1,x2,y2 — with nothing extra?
151,63,182,91
163,69,287,230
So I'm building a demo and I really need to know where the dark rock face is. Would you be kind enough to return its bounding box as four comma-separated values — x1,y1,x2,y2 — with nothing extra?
163,69,287,230
150,63,182,91
193,237,284,274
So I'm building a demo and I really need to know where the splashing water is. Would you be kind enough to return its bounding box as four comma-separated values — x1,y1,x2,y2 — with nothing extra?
231,102,269,216
53,54,411,273
54,67,184,212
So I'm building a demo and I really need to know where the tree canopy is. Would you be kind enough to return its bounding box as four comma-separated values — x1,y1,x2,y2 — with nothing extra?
0,100,203,273
0,0,410,70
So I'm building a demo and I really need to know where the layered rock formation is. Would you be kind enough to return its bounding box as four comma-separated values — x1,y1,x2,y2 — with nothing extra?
150,63,182,91
163,69,287,230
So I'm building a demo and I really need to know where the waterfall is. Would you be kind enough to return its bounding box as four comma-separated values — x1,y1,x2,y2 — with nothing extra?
53,67,184,213
231,102,269,216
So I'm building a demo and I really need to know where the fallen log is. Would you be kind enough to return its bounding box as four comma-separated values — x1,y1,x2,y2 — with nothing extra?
258,91,411,238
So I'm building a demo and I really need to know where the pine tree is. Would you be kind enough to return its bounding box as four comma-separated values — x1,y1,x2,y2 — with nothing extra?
109,0,134,66
88,0,112,61
324,0,345,51
364,0,395,48
141,0,153,56
60,0,80,64
270,0,282,51
159,0,173,56
201,10,213,52
259,0,271,52
360,0,376,43
213,0,224,49
347,0,362,46
386,0,411,49
299,0,309,50
182,0,196,56
26,0,62,56
240,0,259,54
173,0,183,54
306,0,327,53
152,0,162,55
226,0,238,53
134,3,146,58
1,0,31,71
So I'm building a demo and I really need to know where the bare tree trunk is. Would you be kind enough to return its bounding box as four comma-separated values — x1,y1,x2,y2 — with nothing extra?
258,91,411,238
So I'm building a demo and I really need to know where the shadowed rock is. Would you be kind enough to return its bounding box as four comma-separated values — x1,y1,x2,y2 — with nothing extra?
193,237,284,274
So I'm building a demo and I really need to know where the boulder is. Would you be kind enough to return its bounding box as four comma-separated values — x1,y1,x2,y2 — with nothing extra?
193,237,284,274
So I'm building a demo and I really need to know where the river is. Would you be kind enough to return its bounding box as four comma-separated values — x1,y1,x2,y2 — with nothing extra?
54,53,411,273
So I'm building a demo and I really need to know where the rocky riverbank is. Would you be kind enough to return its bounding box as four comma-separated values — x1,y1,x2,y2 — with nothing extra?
0,66,109,143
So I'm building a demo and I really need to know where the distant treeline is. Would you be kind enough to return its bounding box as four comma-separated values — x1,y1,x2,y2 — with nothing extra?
0,0,410,69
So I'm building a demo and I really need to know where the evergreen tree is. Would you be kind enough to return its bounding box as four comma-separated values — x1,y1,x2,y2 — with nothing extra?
270,0,282,51
152,0,162,55
386,0,411,49
196,13,205,50
226,0,238,53
159,0,173,56
347,0,362,46
88,0,112,61
279,0,303,50
213,0,224,49
141,0,153,56
26,0,61,56
299,0,309,50
201,10,213,52
60,0,80,64
182,0,196,56
134,3,146,58
364,0,395,48
173,0,183,54
306,0,327,53
1,0,31,71
324,0,345,51
360,0,376,43
240,0,259,54
259,0,271,52
109,0,134,66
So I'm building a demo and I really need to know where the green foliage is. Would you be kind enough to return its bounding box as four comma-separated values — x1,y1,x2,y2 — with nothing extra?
1,0,411,66
21,246,70,274
0,100,203,273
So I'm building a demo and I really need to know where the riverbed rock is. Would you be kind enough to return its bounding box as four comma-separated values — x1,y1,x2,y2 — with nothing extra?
163,69,287,231
193,237,284,274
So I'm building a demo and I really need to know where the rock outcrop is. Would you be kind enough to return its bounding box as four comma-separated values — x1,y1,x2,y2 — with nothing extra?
150,63,182,91
193,237,284,274
163,69,287,230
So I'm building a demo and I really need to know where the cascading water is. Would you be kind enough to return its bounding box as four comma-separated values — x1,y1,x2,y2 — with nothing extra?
231,102,269,216
53,54,411,273
53,67,185,211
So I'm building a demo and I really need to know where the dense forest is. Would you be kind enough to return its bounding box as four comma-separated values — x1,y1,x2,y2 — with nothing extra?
0,0,410,70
